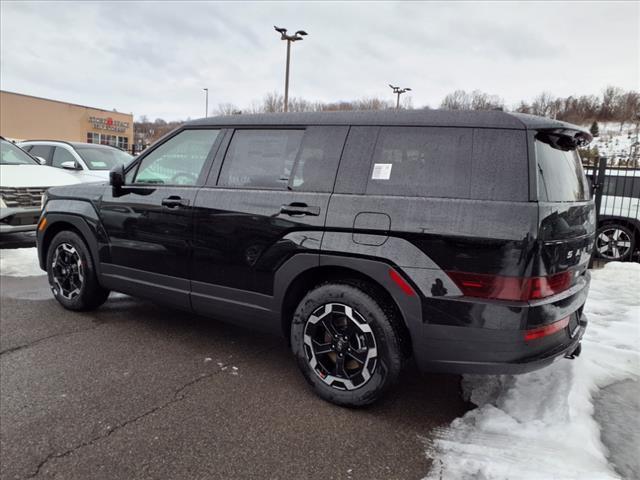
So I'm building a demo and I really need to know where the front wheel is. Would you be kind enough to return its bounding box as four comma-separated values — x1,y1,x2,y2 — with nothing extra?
595,224,635,261
290,282,404,407
46,230,110,311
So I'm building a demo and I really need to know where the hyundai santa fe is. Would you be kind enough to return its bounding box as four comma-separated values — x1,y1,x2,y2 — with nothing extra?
36,110,594,406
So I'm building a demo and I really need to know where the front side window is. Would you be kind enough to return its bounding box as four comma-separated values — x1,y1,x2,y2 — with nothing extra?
52,147,78,169
218,130,304,189
134,129,220,185
366,127,473,198
536,133,590,202
0,140,39,165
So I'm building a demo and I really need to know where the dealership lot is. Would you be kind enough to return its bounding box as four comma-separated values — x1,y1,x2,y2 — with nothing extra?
0,238,468,480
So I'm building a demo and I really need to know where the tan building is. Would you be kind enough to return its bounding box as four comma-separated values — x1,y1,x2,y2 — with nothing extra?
0,90,133,151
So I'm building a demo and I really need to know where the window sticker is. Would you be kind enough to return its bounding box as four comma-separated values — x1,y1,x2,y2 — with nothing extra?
372,163,392,180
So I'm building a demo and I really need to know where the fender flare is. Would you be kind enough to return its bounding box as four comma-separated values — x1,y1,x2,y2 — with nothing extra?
38,201,104,273
273,253,424,337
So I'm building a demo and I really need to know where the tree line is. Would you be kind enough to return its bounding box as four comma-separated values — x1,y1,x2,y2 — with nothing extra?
134,86,639,146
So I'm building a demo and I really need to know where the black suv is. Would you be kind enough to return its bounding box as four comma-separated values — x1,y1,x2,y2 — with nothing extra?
37,110,594,406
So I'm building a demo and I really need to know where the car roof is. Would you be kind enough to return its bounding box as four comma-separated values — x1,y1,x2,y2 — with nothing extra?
187,109,590,134
19,140,119,150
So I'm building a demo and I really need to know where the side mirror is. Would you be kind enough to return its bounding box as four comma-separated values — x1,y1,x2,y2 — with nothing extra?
35,156,47,165
110,164,125,188
61,161,81,170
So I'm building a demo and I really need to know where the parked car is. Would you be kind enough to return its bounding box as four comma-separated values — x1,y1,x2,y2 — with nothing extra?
593,169,640,261
36,110,594,406
18,140,133,182
0,137,80,234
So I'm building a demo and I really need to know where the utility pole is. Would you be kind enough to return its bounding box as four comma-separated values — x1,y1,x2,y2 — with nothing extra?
274,26,308,112
203,88,209,117
389,84,412,109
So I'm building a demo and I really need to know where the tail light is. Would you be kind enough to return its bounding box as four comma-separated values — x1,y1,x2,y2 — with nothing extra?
524,316,570,341
448,270,573,302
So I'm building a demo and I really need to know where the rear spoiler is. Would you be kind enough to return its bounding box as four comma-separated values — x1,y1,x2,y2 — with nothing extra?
536,128,592,150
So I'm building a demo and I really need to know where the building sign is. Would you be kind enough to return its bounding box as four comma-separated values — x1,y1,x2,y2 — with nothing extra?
88,116,130,133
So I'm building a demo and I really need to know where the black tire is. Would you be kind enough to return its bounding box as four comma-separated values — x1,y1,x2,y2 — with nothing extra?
290,282,404,407
595,224,636,261
46,230,110,311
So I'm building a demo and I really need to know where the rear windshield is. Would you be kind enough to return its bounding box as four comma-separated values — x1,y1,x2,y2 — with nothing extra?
536,133,590,202
75,146,133,170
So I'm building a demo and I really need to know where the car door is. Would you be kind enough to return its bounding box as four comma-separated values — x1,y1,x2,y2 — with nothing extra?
98,128,223,309
191,126,348,329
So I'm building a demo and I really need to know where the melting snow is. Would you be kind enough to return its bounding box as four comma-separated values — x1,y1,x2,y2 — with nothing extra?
0,248,44,277
425,262,640,480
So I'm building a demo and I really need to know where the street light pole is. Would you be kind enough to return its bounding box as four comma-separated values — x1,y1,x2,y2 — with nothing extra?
389,84,412,109
274,26,308,112
203,88,209,117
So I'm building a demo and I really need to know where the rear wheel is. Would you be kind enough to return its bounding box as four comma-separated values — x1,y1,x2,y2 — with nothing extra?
290,282,403,407
595,224,635,261
46,231,110,311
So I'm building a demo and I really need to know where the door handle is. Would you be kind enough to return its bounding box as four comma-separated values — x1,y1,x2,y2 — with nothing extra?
280,203,320,217
162,196,190,209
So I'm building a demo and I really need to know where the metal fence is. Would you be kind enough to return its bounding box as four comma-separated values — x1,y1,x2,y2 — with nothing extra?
585,158,640,264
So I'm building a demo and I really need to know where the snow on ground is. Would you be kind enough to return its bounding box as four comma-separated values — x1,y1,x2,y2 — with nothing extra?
593,379,640,480
0,248,44,276
586,122,639,165
425,262,640,480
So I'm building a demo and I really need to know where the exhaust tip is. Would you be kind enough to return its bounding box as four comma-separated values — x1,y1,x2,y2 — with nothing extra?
565,342,582,360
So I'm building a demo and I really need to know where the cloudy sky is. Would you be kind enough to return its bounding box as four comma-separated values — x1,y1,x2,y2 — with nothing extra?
1,1,638,121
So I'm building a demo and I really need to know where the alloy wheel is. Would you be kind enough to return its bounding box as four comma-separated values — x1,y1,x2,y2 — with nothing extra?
51,243,84,300
596,228,632,260
303,303,378,391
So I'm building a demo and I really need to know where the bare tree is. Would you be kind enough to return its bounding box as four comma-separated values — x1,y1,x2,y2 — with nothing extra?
470,90,503,110
600,86,622,120
401,95,414,110
216,103,241,116
440,90,471,110
531,92,555,117
263,92,285,113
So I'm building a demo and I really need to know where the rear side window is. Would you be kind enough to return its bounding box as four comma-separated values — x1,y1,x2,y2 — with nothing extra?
536,133,590,202
365,127,473,198
291,126,348,192
218,130,304,189
28,145,53,162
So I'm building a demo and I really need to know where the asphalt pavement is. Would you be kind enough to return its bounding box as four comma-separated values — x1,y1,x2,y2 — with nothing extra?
0,236,469,480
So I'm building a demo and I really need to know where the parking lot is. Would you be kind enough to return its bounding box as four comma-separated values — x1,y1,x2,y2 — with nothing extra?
0,234,469,480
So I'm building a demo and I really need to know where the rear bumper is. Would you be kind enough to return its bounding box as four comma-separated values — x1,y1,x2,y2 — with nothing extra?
418,318,586,374
411,270,590,375
0,207,40,233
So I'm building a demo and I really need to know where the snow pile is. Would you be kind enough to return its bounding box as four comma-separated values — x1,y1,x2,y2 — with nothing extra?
425,262,640,480
0,248,44,276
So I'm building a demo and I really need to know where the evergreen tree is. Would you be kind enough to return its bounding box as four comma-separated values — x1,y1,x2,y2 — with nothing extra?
590,121,600,137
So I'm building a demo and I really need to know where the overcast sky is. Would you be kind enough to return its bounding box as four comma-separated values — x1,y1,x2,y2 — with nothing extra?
1,1,638,121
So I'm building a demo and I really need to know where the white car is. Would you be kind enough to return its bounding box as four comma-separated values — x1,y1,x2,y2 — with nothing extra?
18,140,133,182
0,138,81,234
594,169,640,261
